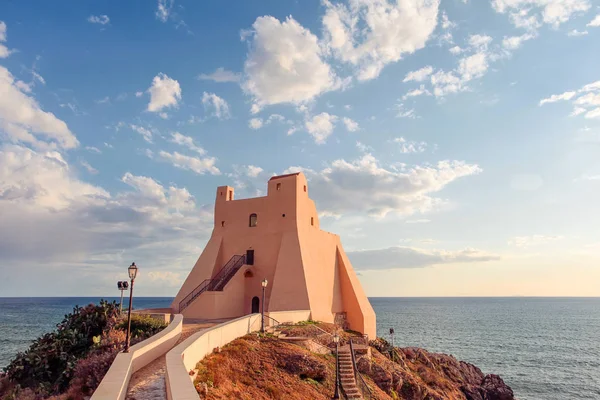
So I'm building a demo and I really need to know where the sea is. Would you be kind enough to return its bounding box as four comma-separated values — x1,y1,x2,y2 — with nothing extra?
0,297,598,400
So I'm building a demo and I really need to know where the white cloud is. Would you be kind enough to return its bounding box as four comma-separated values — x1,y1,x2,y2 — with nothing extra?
441,11,456,29
322,0,440,81
0,66,78,150
246,165,264,178
242,16,342,106
170,132,206,155
468,34,492,50
570,107,586,116
347,246,499,270
449,46,463,55
0,21,6,42
502,33,535,50
250,104,262,115
305,112,338,144
266,114,286,124
293,154,481,217
396,103,417,118
201,92,230,119
403,66,434,83
492,0,590,28
249,118,263,130
588,14,600,27
87,15,110,25
129,124,153,143
539,91,577,105
153,150,220,175
0,21,10,58
147,73,182,113
80,160,98,174
135,91,143,98
198,67,241,83
394,137,427,153
0,145,213,296
405,219,431,223
567,29,588,37
156,0,174,22
586,108,600,119
85,146,102,154
342,117,359,132
577,174,600,181
508,235,564,248
538,81,600,118
402,84,431,100
457,52,489,81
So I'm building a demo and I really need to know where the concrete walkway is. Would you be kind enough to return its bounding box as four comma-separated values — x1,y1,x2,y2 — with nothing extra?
125,320,223,400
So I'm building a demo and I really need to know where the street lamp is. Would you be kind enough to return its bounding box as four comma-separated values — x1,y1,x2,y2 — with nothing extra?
124,262,138,353
333,333,340,399
261,278,268,333
117,281,129,314
389,327,395,348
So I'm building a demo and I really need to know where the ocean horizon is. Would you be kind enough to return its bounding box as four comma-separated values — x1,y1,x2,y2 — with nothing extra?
1,296,599,399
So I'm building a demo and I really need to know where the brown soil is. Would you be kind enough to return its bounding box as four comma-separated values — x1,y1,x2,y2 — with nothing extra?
194,324,514,400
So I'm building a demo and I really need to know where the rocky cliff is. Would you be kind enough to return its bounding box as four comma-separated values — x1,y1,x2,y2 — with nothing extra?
192,323,515,400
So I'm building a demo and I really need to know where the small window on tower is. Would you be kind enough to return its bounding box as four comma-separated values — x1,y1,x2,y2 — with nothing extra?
228,190,233,201
249,213,258,227
276,183,281,191
311,217,314,226
221,221,225,227
304,185,307,192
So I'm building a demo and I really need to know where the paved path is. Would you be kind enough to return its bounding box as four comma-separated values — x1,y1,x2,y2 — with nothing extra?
125,321,218,400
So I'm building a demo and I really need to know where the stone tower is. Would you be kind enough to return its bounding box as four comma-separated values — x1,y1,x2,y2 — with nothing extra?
171,172,376,338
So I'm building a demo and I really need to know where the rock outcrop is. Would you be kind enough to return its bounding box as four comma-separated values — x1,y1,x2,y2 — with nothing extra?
365,339,514,400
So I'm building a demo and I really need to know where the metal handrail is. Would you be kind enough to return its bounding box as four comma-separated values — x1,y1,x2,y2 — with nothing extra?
178,254,246,312
262,315,281,330
350,338,372,400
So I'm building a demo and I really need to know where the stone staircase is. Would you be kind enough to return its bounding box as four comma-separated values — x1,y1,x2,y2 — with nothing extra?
339,346,362,399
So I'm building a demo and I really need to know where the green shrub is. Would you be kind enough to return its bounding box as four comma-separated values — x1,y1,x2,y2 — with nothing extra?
116,314,167,339
2,300,120,395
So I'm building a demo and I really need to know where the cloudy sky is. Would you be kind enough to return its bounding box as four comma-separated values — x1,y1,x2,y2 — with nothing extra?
1,0,599,297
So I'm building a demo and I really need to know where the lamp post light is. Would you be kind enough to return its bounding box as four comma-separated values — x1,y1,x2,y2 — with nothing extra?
333,333,340,399
261,278,268,333
117,281,129,314
124,262,138,353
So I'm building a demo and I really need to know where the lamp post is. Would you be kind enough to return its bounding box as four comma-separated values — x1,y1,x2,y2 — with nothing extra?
124,262,138,353
333,333,340,399
117,281,129,314
390,327,395,348
261,278,268,333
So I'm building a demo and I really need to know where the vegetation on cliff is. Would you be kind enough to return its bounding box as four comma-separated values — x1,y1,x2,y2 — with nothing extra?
194,322,514,400
0,301,167,400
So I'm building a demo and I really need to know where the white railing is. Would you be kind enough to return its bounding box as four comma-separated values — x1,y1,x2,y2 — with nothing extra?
91,314,183,400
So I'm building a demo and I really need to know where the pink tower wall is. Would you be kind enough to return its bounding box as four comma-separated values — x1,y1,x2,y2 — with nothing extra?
171,173,376,339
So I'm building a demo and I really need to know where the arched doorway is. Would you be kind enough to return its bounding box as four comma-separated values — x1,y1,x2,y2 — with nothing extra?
251,296,260,314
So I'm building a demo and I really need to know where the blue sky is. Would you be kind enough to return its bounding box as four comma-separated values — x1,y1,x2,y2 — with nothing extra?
1,0,599,297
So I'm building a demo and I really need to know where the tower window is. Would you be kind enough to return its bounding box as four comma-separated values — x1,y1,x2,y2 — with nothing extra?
304,185,307,192
276,183,281,191
228,190,233,200
221,221,225,227
311,217,314,226
249,213,258,227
